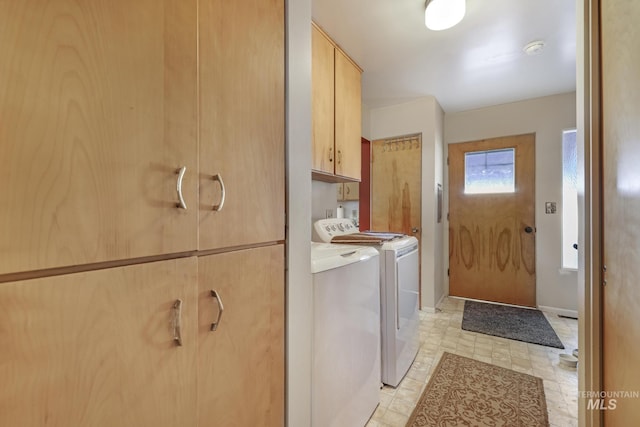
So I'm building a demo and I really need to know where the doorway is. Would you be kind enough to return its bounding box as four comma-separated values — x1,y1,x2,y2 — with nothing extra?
370,135,422,296
448,133,536,307
371,135,422,238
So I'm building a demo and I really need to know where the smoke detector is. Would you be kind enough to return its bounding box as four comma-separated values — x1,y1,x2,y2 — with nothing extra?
523,40,545,56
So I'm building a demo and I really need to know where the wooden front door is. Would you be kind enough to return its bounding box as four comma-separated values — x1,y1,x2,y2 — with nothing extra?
448,134,536,307
601,0,640,421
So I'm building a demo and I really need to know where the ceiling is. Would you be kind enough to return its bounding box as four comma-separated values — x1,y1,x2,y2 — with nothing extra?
311,0,577,113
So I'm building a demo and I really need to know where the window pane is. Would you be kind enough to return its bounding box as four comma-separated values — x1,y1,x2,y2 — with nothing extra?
464,148,515,194
562,129,578,269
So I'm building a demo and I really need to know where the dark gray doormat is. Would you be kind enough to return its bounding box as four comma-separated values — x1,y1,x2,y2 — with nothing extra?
462,300,565,349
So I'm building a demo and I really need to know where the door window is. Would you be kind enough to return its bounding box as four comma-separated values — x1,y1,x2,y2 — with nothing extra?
464,148,515,194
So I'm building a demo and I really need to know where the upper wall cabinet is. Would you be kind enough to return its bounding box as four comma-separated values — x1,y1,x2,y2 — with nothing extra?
198,0,285,251
337,182,360,201
312,23,362,183
0,0,198,275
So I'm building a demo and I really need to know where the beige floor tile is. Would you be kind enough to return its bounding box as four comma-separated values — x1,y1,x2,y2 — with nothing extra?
472,354,493,364
511,356,532,370
387,397,415,415
379,392,393,408
474,346,493,357
380,409,410,427
365,297,578,427
394,386,421,403
370,405,386,422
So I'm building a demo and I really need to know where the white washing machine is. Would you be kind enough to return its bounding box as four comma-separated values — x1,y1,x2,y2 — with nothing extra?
310,242,381,427
313,219,420,387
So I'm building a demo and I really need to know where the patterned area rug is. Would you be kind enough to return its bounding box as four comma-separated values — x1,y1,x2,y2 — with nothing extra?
406,352,549,426
462,300,565,349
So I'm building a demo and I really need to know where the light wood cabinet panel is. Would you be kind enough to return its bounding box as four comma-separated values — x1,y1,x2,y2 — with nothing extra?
0,0,198,275
337,182,360,201
198,245,285,427
312,25,336,174
344,182,360,201
0,257,198,427
311,23,362,182
335,50,362,180
198,0,285,251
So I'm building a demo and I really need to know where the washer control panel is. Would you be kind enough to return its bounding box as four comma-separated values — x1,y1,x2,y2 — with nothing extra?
313,218,358,242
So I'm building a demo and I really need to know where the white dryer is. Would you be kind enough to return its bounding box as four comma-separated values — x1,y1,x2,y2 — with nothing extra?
313,219,420,387
310,242,381,427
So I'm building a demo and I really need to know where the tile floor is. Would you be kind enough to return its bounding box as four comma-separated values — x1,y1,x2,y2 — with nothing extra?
366,296,579,427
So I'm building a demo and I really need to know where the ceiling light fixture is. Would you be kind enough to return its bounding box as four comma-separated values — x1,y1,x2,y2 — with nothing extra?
425,0,466,31
523,40,546,55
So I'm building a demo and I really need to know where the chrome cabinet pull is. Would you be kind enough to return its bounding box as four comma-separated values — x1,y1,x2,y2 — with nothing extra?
212,174,226,211
210,290,224,331
176,166,187,209
172,299,183,346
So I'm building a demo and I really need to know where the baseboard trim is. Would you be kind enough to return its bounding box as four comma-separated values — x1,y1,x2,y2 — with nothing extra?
537,305,578,319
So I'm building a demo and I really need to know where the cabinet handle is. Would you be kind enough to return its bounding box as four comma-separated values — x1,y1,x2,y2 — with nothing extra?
212,174,226,211
176,166,187,209
210,290,224,331
172,299,183,346
337,149,342,165
329,147,333,163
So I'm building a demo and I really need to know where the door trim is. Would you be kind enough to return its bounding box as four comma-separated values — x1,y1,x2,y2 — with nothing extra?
579,0,603,426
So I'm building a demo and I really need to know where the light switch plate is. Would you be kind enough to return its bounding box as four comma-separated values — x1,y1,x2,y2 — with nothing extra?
545,202,557,214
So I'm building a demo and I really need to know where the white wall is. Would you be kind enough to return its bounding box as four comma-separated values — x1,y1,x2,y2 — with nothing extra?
311,181,339,225
444,92,578,314
368,97,446,311
286,0,313,425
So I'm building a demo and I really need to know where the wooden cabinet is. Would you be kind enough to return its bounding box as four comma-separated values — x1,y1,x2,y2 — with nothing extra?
0,0,285,425
198,245,285,426
312,23,362,183
0,0,198,276
337,182,360,201
0,257,199,427
335,49,363,180
198,0,285,250
312,24,336,176
0,0,285,274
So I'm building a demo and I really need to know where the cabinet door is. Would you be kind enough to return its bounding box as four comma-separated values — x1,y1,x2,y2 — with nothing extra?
335,50,362,180
344,182,360,201
337,183,345,201
0,257,198,427
0,0,198,275
198,0,285,250
198,245,284,427
312,25,336,175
